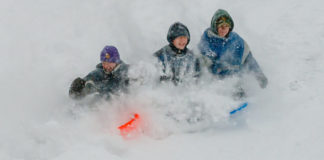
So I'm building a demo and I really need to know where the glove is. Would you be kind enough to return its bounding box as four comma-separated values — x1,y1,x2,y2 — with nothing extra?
83,80,97,94
232,87,247,100
69,77,86,99
256,74,268,89
160,75,171,82
201,55,213,67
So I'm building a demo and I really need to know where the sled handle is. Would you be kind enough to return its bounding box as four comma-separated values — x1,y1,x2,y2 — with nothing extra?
230,102,248,115
118,113,140,130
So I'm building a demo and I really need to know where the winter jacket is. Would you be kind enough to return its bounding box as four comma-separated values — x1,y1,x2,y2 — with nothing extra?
200,29,260,75
83,61,129,98
198,9,268,88
154,44,200,84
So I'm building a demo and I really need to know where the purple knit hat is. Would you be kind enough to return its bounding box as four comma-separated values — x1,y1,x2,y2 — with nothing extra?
100,45,120,63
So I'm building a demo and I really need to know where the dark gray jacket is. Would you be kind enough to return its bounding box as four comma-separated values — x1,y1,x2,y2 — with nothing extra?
82,61,129,98
154,44,200,84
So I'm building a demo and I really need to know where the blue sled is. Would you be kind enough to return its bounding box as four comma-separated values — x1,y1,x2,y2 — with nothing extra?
229,102,248,115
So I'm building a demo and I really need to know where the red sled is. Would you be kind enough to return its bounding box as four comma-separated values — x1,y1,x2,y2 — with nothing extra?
118,113,140,138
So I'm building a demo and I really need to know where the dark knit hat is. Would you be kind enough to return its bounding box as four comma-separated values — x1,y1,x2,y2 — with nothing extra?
216,16,232,28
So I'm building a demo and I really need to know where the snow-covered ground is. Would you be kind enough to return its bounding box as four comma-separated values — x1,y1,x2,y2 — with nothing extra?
1,0,324,159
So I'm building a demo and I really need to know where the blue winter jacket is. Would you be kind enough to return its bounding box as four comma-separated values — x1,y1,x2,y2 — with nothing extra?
199,28,264,78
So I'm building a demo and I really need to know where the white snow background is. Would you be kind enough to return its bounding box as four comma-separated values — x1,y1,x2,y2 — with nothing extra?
1,0,324,159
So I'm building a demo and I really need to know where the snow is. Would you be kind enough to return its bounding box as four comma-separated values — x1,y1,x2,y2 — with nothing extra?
1,0,324,159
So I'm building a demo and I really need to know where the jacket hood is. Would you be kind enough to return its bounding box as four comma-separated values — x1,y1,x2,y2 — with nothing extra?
167,22,190,45
210,9,234,35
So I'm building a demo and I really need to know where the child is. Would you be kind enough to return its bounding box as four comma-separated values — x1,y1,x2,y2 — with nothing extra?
154,22,200,85
69,45,129,100
198,9,268,89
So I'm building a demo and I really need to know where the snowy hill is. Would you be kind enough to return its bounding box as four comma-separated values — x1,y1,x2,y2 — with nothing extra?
1,0,324,159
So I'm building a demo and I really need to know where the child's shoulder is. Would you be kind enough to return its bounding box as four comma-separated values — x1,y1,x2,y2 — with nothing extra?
154,45,172,57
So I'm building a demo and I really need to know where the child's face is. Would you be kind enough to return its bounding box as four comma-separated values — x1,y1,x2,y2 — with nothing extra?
172,36,188,50
217,24,230,37
102,61,117,72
